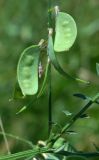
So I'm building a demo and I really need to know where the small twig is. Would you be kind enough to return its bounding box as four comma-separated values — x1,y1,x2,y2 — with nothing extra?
0,117,11,154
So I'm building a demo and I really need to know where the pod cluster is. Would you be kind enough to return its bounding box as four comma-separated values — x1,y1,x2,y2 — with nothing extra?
17,11,77,96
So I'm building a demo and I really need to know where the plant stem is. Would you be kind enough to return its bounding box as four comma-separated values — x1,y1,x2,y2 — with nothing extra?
61,93,99,134
48,62,52,135
61,101,93,133
48,0,52,28
0,131,34,148
0,117,11,155
48,0,52,135
48,93,99,143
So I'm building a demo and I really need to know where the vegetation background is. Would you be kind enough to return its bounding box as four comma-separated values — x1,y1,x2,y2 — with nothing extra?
0,0,99,155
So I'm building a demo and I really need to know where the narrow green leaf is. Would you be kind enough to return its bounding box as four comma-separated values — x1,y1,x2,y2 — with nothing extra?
53,138,65,150
79,114,89,119
73,93,87,100
48,35,89,84
55,145,65,153
16,106,27,114
73,93,99,105
54,12,77,52
17,45,40,96
96,63,99,76
66,131,77,135
62,110,72,116
37,59,50,98
75,78,90,84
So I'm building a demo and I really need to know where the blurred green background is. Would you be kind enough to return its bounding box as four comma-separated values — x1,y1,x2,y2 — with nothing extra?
0,0,99,156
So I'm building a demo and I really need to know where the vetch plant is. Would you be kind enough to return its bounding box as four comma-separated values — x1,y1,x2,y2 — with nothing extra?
0,0,99,160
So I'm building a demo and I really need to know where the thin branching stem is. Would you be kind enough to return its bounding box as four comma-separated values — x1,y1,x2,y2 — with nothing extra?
48,93,99,143
61,93,99,134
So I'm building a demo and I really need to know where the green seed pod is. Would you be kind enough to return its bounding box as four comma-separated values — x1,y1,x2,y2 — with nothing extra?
54,12,77,52
17,45,40,96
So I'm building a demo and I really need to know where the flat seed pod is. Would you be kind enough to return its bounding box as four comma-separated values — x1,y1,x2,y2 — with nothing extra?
17,45,40,96
54,12,77,52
